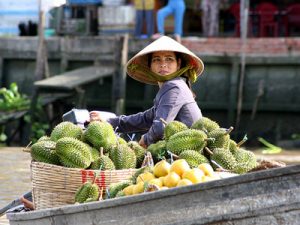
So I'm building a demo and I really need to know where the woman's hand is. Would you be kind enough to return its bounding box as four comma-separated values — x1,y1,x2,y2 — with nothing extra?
138,135,147,148
89,111,105,122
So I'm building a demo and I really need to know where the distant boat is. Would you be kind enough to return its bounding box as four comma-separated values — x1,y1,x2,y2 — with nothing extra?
6,164,300,225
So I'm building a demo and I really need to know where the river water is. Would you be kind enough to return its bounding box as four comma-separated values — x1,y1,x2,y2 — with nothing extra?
0,147,31,209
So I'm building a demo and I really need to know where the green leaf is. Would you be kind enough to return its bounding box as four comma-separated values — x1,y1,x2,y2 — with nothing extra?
0,132,7,142
258,137,282,154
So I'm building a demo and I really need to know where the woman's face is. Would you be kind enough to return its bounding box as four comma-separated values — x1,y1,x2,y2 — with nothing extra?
150,51,181,75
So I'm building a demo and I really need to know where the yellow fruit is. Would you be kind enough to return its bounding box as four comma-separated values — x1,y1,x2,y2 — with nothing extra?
176,178,193,187
163,172,181,188
136,172,155,183
182,168,204,184
198,163,215,177
202,175,220,182
148,178,163,188
153,160,171,177
170,159,190,178
159,176,165,184
123,185,134,196
132,182,145,195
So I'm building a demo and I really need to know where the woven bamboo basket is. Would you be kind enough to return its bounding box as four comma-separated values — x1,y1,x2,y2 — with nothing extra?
31,161,137,210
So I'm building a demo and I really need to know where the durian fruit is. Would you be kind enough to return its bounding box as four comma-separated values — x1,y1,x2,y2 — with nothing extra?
108,181,131,199
50,121,83,142
37,135,51,142
89,146,100,162
117,136,127,145
179,150,209,168
115,190,126,198
208,147,237,171
232,149,258,174
110,144,136,169
83,121,117,152
30,140,60,165
74,178,99,203
207,127,234,150
166,129,209,155
127,141,146,168
56,137,92,168
191,117,220,133
130,166,153,184
160,119,188,141
147,140,168,163
229,135,248,154
90,148,115,170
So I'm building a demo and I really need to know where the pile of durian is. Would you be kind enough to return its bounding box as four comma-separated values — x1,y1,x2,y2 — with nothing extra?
147,117,258,175
29,121,146,170
29,116,258,204
72,117,258,203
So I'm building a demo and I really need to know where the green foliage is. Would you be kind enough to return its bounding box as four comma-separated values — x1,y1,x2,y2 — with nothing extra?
24,114,50,144
0,82,30,111
292,134,300,140
258,137,282,154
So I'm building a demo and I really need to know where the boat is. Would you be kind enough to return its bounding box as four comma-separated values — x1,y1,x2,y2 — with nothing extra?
6,164,300,225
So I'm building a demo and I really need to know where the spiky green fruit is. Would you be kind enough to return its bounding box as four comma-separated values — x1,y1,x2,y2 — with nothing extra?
108,181,131,199
110,144,136,169
130,166,153,184
89,147,99,162
179,150,209,168
166,129,208,155
50,121,83,141
83,121,117,152
56,137,92,168
75,181,99,203
229,136,248,154
90,152,115,170
207,127,233,149
128,141,146,168
115,190,126,198
30,140,60,165
147,140,167,163
117,136,127,145
191,117,220,133
232,149,257,174
210,148,237,171
229,139,238,153
162,119,188,141
37,135,51,142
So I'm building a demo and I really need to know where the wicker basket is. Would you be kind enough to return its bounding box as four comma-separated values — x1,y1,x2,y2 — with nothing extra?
31,161,137,210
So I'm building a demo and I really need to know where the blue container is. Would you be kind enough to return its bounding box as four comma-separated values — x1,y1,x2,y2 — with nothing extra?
67,0,102,5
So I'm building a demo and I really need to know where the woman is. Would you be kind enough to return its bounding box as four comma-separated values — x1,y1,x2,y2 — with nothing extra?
90,36,204,148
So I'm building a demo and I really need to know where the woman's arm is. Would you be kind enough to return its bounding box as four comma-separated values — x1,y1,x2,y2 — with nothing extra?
107,107,156,133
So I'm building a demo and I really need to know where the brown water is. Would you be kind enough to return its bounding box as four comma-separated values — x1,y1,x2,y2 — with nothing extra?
0,147,31,209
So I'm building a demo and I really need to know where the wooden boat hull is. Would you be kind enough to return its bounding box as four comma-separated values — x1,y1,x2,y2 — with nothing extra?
7,165,300,225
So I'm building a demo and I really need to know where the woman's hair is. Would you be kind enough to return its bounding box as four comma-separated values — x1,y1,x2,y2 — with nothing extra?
147,52,197,98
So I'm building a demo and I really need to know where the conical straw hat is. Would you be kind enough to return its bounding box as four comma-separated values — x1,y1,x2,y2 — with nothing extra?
126,36,204,85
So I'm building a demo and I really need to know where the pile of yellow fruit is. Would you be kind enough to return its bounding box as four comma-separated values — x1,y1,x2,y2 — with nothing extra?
122,159,221,196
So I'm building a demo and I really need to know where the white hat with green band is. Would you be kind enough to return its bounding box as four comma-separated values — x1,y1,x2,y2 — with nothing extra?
126,35,204,85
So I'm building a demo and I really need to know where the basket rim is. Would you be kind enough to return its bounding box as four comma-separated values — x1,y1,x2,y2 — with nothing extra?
31,161,138,172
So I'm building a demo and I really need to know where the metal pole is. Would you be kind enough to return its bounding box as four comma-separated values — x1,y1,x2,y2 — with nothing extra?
235,0,249,132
